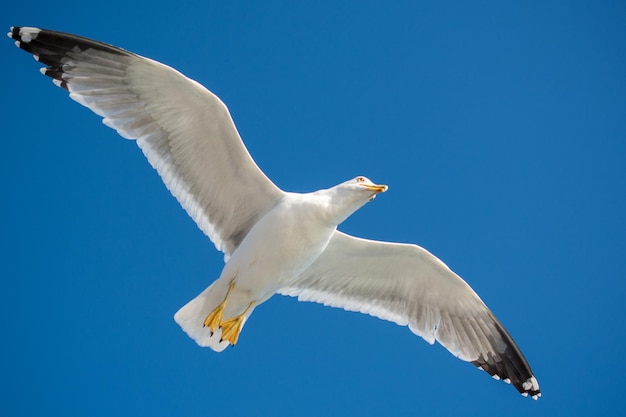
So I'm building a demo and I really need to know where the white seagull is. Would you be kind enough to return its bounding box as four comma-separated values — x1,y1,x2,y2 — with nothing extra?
9,26,540,399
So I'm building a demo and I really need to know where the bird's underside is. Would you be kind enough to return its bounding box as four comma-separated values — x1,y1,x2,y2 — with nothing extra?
9,26,540,400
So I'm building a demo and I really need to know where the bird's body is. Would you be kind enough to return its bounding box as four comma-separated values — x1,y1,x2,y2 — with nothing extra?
176,186,371,350
9,26,540,399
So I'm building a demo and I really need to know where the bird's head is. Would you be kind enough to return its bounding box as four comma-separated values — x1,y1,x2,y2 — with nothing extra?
346,176,388,201
318,176,388,226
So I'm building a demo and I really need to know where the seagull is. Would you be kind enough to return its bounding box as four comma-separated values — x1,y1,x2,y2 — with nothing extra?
9,26,540,399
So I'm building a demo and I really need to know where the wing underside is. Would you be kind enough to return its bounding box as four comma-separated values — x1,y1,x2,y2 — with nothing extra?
281,231,540,398
9,26,284,256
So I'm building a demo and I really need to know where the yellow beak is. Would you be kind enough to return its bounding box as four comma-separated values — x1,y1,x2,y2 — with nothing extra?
361,184,388,193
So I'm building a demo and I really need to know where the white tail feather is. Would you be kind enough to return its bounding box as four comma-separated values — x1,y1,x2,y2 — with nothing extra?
174,282,231,352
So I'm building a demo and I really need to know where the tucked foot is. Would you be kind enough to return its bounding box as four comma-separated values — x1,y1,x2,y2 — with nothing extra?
220,301,255,346
203,281,235,333
203,303,224,334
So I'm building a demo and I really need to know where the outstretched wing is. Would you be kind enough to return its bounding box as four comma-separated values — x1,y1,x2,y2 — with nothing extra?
9,26,284,257
280,231,540,399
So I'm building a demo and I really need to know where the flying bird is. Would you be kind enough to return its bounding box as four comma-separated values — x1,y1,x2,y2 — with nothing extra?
8,26,540,399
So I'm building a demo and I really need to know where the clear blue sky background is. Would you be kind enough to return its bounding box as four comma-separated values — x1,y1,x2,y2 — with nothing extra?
2,1,625,416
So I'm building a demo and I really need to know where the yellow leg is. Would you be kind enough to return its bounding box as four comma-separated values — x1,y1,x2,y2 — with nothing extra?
203,281,235,333
220,301,255,346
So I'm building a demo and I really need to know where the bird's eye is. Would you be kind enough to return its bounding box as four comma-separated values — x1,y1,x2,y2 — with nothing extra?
356,177,365,183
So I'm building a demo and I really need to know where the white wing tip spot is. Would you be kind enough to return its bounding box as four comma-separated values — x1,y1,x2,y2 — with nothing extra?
523,376,541,399
19,27,41,42
522,377,536,390
9,26,41,45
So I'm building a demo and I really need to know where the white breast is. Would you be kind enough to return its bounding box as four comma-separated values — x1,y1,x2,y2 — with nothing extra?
219,192,337,302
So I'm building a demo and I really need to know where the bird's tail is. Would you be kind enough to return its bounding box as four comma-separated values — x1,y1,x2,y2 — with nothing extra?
174,281,232,352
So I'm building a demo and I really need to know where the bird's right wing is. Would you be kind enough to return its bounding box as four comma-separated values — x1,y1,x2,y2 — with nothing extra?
9,26,284,257
280,231,540,398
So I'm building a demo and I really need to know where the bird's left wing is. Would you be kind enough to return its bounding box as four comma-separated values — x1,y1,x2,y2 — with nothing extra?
9,27,284,257
279,231,540,398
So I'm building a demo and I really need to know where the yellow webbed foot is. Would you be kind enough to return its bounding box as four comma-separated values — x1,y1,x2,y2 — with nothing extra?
220,316,244,345
203,281,236,333
203,303,224,333
220,301,255,346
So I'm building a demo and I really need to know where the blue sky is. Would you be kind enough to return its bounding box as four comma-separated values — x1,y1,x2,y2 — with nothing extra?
2,1,625,416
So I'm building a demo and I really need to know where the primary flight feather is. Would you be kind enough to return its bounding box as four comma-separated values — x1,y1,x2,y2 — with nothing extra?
8,26,540,399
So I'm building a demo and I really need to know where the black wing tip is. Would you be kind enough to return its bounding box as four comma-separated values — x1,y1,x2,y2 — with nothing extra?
8,26,38,45
471,317,541,399
9,25,131,90
9,25,130,54
473,358,541,400
9,26,66,90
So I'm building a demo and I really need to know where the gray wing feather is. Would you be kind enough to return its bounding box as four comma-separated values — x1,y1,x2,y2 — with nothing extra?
280,231,540,398
10,26,283,256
